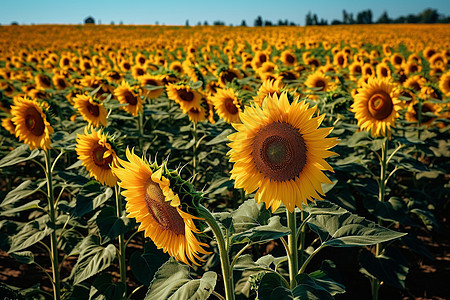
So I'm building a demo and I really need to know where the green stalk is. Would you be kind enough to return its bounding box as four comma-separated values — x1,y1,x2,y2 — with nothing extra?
198,205,234,300
287,209,298,289
45,150,60,300
115,185,127,298
192,122,198,183
371,138,388,300
298,210,306,267
138,111,144,150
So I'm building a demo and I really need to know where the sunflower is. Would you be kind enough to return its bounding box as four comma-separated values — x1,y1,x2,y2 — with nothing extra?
438,72,450,97
376,62,391,78
139,74,164,99
52,74,69,90
112,148,210,266
304,72,331,94
35,73,52,90
280,50,297,66
11,97,53,151
405,100,440,126
169,61,184,75
253,78,285,107
114,80,142,116
211,88,241,124
350,77,402,137
166,84,202,113
218,68,242,86
73,94,107,127
75,127,118,187
227,92,338,212
187,105,207,123
404,75,426,92
333,51,348,68
131,65,146,79
2,117,16,135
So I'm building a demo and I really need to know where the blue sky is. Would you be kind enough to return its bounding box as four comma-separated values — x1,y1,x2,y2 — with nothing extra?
2,0,449,26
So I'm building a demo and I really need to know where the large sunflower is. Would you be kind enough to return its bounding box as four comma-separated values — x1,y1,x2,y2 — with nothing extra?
112,148,210,266
114,81,142,116
350,77,402,137
11,97,53,151
211,88,241,124
166,84,201,113
75,127,118,187
73,94,107,127
227,92,338,212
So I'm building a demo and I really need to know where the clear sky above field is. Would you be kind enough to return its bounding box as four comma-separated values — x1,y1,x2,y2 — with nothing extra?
2,0,449,26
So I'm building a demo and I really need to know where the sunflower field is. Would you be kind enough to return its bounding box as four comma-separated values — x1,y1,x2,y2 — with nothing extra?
0,24,449,300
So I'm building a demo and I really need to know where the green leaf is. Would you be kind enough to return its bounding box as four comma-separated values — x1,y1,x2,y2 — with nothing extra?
231,199,271,234
410,208,438,230
359,247,409,289
205,129,233,145
89,273,126,300
71,236,117,285
74,182,113,217
96,206,135,244
291,274,334,300
8,221,53,253
308,212,407,247
0,144,40,168
1,180,46,207
257,272,288,300
370,197,414,225
0,199,41,216
231,216,290,244
10,251,35,264
307,270,345,296
233,254,276,272
305,200,348,216
145,259,217,300
129,242,169,286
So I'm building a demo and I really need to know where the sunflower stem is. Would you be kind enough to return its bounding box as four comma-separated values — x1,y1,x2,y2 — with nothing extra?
138,111,144,151
371,138,389,300
192,122,198,183
298,210,306,267
198,205,234,300
44,150,60,300
115,185,127,298
287,209,298,289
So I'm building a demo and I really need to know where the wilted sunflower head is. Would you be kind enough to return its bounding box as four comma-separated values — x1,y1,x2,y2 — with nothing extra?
228,92,338,212
350,77,402,137
75,127,118,187
112,148,210,266
11,96,54,151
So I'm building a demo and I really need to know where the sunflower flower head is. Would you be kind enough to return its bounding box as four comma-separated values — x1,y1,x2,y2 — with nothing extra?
73,94,107,127
113,80,142,116
112,148,210,266
350,77,402,137
11,96,54,151
75,127,118,186
227,92,339,213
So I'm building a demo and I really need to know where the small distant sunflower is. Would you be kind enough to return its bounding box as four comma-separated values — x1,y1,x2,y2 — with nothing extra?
362,64,375,76
112,148,210,266
333,51,348,68
211,88,241,124
280,50,297,66
75,127,118,187
187,105,207,123
114,81,142,116
139,74,164,99
227,92,338,212
304,72,331,94
350,77,402,137
405,100,440,126
218,68,242,86
253,78,285,107
11,97,53,151
131,65,146,79
2,117,16,135
438,72,450,97
73,94,107,127
166,84,201,113
404,75,426,92
52,74,69,90
35,73,52,90
390,53,405,68
376,62,391,78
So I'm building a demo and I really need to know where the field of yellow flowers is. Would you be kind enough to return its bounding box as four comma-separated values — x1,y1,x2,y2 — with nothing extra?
0,24,449,300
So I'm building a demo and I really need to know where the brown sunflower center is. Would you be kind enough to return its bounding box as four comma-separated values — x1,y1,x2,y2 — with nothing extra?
124,91,138,105
138,57,145,64
40,75,51,87
380,67,388,77
178,89,194,102
368,91,393,120
224,97,239,114
109,72,121,80
354,66,362,74
252,122,307,182
337,56,344,65
57,78,66,88
144,179,185,235
222,71,238,84
394,56,403,65
285,54,295,64
315,79,326,91
91,146,113,169
87,102,100,116
25,107,45,136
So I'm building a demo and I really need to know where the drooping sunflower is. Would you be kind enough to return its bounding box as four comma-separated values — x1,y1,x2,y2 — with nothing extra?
350,77,402,137
112,148,210,266
75,127,118,187
73,94,107,127
166,84,202,113
227,92,338,212
11,97,53,151
438,72,450,97
187,105,207,123
114,80,142,116
211,88,241,124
